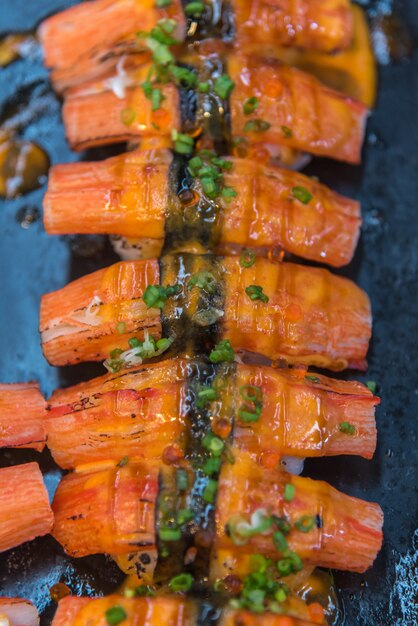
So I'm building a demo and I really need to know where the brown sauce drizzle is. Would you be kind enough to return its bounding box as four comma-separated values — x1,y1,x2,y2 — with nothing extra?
0,131,49,198
0,32,38,68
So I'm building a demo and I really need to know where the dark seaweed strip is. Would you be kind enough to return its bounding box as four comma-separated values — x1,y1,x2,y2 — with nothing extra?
159,254,225,355
162,155,223,255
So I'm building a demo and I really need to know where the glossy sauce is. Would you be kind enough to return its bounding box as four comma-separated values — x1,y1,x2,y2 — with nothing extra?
0,132,49,198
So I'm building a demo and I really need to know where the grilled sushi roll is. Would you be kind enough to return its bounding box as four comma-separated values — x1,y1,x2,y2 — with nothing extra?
44,358,379,470
228,55,367,165
61,53,367,164
212,452,383,577
0,382,46,451
40,255,372,371
50,595,326,626
0,598,39,626
38,0,354,92
51,457,383,575
0,462,54,553
38,0,186,92
43,150,361,267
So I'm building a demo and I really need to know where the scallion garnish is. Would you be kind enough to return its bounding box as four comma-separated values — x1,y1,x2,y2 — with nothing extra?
305,374,321,383
272,530,288,552
117,456,129,468
105,606,127,626
120,108,136,126
292,186,313,204
198,81,210,93
187,270,217,293
202,456,222,475
169,573,193,592
171,129,194,154
159,527,182,541
244,119,271,133
221,186,238,199
196,385,218,408
203,478,218,503
240,249,256,268
294,515,315,533
156,0,172,6
339,421,356,435
245,284,269,303
184,1,205,17
202,431,225,456
214,74,235,99
238,384,263,422
283,483,295,502
116,321,126,335
366,380,377,393
281,125,293,138
209,339,235,363
243,96,259,115
142,283,180,309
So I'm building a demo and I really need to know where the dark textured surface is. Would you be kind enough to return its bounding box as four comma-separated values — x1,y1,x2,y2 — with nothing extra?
0,1,417,624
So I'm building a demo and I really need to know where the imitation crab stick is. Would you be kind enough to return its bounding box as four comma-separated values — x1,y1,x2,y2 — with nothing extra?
38,0,186,91
231,0,354,53
51,458,382,574
43,150,361,267
213,451,383,577
44,359,378,469
62,61,179,151
0,598,39,626
61,57,367,163
0,382,46,451
40,256,371,370
50,595,325,626
228,55,368,165
0,462,54,552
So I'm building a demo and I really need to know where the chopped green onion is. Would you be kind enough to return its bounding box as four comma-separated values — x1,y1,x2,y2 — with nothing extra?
283,483,295,502
203,478,218,503
188,155,203,175
156,0,172,6
276,559,293,576
120,108,136,126
240,249,256,268
177,508,194,525
142,283,180,309
294,515,315,533
305,374,321,383
275,586,289,603
171,129,194,154
272,530,288,552
196,385,218,408
198,82,210,93
169,573,193,592
202,456,222,476
169,64,197,88
159,527,182,541
366,380,377,393
187,270,217,293
184,1,205,17
245,284,269,303
116,322,126,335
201,176,219,198
209,339,235,363
244,119,271,133
292,186,313,204
339,421,356,435
117,456,129,468
156,337,172,351
128,337,141,349
202,431,225,456
134,585,156,597
221,186,238,199
281,125,293,138
214,74,235,99
105,606,127,626
243,96,259,115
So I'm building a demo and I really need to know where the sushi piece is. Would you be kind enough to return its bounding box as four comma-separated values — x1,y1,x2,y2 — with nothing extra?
51,456,383,574
228,54,368,165
43,150,361,267
62,60,179,151
231,0,354,54
50,595,325,626
44,359,378,469
40,255,372,371
38,0,353,92
212,451,383,577
51,462,159,569
0,598,39,626
60,56,367,164
38,0,186,91
50,595,195,626
0,462,54,552
0,382,46,451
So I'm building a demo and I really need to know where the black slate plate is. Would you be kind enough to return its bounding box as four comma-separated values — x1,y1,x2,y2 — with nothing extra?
0,1,417,624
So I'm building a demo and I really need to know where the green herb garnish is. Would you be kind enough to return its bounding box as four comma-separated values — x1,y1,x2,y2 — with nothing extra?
187,270,217,293
283,483,295,502
142,283,180,309
105,607,127,626
339,421,356,435
294,515,315,533
292,186,313,204
245,284,269,303
184,1,205,17
169,573,193,592
214,74,235,99
209,339,235,363
244,119,271,133
243,96,259,115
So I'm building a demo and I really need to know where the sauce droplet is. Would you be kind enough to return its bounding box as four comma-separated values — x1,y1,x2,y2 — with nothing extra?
49,582,71,602
0,132,49,198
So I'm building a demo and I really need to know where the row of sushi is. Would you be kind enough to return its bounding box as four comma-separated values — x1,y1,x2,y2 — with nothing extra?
0,1,381,625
